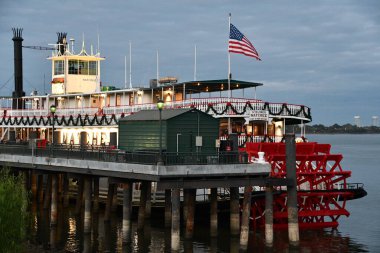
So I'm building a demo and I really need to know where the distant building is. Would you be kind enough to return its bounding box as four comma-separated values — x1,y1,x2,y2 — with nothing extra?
354,116,361,127
372,116,379,127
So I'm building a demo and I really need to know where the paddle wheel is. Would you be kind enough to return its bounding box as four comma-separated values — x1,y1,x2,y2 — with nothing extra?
246,141,358,229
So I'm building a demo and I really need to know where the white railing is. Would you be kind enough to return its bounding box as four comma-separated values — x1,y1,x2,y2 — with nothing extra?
2,97,310,122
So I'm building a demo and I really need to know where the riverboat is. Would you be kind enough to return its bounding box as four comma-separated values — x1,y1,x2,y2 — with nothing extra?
0,30,366,230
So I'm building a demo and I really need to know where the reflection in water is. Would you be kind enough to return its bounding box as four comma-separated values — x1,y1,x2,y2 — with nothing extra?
25,200,369,253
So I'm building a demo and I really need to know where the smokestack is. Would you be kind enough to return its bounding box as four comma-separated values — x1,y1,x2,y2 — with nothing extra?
56,32,67,55
12,28,25,109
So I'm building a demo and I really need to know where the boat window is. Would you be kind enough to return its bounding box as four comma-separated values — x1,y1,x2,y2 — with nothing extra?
79,61,89,75
89,61,97,75
69,60,78,74
54,60,64,75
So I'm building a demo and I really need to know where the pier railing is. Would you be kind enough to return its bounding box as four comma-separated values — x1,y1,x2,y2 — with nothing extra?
0,144,249,165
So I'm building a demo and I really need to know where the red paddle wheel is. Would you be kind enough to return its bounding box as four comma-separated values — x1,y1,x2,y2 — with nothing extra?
246,142,354,229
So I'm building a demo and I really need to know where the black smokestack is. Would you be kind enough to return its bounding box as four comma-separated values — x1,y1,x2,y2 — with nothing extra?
12,28,25,109
56,32,67,55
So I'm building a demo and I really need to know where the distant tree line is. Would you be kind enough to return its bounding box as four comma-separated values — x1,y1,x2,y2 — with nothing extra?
286,124,380,134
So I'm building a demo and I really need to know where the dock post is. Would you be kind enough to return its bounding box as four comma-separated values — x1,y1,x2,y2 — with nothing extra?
93,176,99,212
50,174,58,226
185,188,196,239
84,176,92,234
210,188,218,237
171,188,180,251
122,182,132,244
104,181,115,222
63,174,70,208
138,181,148,230
183,189,189,222
37,174,44,203
75,178,84,215
230,187,240,236
240,186,252,250
31,172,37,200
265,186,274,246
112,184,118,212
286,134,299,246
145,182,152,219
43,175,52,209
164,189,172,228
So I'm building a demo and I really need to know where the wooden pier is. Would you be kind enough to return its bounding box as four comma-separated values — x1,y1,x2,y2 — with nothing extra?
0,135,300,250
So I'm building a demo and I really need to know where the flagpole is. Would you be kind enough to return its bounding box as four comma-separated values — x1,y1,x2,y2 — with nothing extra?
194,44,197,81
124,55,127,89
228,13,232,134
129,41,132,89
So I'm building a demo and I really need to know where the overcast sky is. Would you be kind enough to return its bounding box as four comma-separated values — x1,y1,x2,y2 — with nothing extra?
1,0,379,125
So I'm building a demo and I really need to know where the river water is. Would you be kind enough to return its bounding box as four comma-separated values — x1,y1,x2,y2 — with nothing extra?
24,134,380,252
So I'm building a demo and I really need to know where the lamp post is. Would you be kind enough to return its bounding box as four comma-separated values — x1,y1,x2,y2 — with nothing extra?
50,105,56,153
157,99,164,165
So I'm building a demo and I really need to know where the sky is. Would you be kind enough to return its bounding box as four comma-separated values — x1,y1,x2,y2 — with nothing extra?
0,0,379,125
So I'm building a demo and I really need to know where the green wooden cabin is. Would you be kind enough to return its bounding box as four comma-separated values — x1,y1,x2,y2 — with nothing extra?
118,108,219,153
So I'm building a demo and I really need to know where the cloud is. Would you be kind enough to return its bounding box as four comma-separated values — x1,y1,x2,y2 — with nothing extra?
0,0,379,125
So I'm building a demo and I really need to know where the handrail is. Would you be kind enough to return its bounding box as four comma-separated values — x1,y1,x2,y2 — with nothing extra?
2,97,311,122
0,144,249,165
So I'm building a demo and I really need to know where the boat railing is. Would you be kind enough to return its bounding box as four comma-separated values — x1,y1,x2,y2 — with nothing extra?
2,97,311,121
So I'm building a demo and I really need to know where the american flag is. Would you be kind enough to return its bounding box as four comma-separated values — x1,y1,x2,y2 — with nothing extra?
229,24,261,60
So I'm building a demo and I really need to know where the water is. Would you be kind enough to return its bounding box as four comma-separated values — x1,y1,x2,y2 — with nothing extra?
24,134,380,252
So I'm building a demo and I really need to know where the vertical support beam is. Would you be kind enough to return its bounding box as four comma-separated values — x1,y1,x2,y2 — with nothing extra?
63,174,70,208
185,188,196,239
104,182,115,222
145,182,152,219
31,172,37,200
122,182,132,244
93,177,99,212
171,188,180,251
43,175,52,209
75,178,84,215
183,189,189,223
230,187,240,236
138,182,148,230
112,184,118,212
210,188,218,237
286,134,299,246
265,186,274,246
50,174,58,226
164,189,172,228
239,186,252,250
84,176,92,234
37,174,44,203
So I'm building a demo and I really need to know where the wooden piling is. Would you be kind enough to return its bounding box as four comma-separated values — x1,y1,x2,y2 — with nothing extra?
265,186,274,246
122,182,132,244
165,189,172,228
104,182,115,222
230,187,240,236
239,186,252,250
50,174,58,226
171,188,180,251
75,178,84,215
286,134,300,246
63,174,70,208
37,174,44,203
137,181,148,230
185,188,196,239
93,177,99,212
210,188,218,237
84,176,92,234
145,182,152,219
31,172,37,200
112,184,118,212
43,175,51,209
